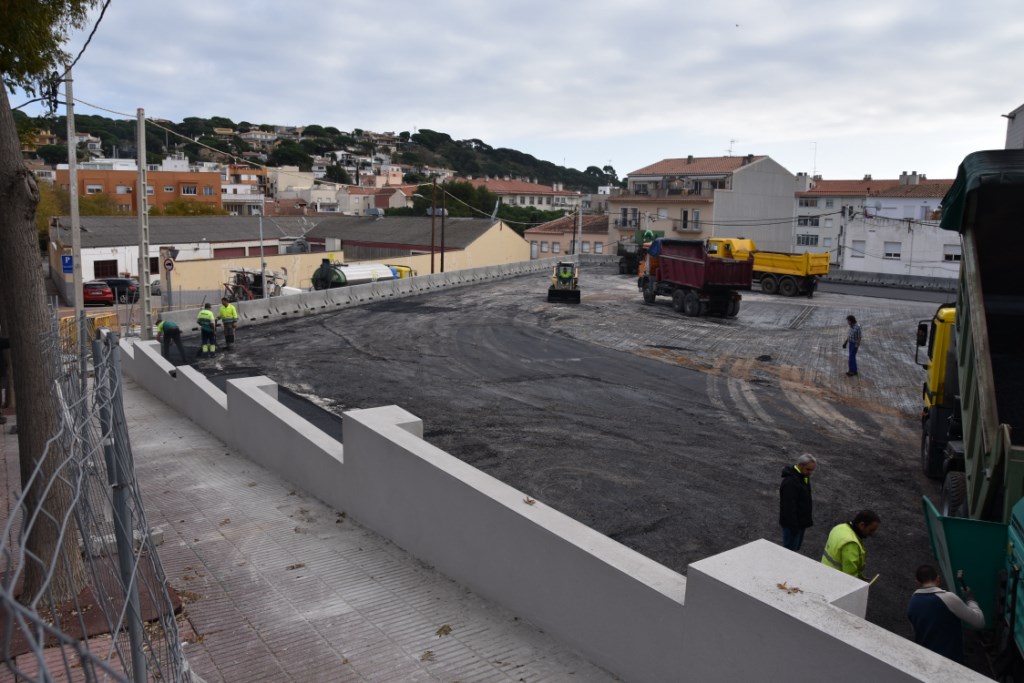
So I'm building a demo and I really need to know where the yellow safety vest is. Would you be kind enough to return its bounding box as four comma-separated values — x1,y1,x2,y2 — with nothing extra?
219,303,238,322
821,522,866,579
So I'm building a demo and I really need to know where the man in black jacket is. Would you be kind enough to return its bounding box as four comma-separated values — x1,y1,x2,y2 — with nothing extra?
779,453,817,552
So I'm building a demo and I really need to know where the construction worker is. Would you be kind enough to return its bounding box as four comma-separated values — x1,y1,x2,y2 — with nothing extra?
197,303,217,358
821,510,881,581
907,564,984,663
218,297,239,350
156,315,187,364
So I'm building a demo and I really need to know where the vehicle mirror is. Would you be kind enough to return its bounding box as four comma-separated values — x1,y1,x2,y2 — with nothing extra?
916,322,928,347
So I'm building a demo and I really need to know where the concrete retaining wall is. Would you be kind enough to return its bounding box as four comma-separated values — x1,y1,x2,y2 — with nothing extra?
121,338,987,683
157,257,584,331
825,268,957,292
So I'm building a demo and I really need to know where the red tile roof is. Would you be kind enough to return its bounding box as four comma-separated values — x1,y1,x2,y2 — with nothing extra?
628,156,767,176
525,214,609,235
871,180,952,199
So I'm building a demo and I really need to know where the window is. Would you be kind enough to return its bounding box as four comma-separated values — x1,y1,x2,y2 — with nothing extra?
943,244,962,262
149,257,159,274
530,241,538,259
797,217,820,227
86,184,103,194
582,241,591,253
595,242,604,254
634,182,649,195
693,209,701,231
529,196,535,205
657,208,668,220
823,237,832,247
541,241,549,253
93,259,118,278
115,185,131,195
825,199,834,208
884,241,902,259
798,198,818,207
552,242,561,253
519,196,526,205
796,234,819,246
203,186,214,196
146,186,154,195
182,185,197,195
851,240,866,258
546,196,551,205
824,218,833,228
163,186,174,193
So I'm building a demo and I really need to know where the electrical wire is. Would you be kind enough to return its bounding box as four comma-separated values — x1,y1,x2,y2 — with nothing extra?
61,0,113,78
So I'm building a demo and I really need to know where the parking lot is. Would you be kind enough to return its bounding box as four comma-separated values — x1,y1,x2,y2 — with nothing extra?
197,264,945,639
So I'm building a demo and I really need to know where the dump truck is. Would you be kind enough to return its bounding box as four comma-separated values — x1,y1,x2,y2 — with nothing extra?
918,149,1024,676
638,237,752,317
618,229,663,274
547,261,581,303
310,260,396,290
706,237,830,297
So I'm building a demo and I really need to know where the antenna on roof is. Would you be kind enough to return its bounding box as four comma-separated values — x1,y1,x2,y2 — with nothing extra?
726,139,736,155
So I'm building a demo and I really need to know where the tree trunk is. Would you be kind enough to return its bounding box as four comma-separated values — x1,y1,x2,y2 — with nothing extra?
0,84,87,603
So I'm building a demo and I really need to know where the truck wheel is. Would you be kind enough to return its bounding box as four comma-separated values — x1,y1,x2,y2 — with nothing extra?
683,291,701,317
726,300,740,317
672,289,686,312
779,277,798,297
921,420,945,479
761,276,778,295
642,281,657,304
941,471,968,517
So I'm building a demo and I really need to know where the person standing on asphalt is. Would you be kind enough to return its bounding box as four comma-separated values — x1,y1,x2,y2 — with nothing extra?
779,453,816,552
218,297,239,350
908,564,985,663
197,303,217,358
821,510,880,580
843,315,862,376
156,315,188,365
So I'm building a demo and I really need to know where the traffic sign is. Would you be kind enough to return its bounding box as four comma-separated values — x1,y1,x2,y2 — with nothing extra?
61,255,73,274
163,257,175,272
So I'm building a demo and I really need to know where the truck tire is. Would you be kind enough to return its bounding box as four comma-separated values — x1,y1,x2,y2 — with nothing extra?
683,291,701,317
779,277,798,297
941,471,968,518
619,261,626,274
921,419,945,479
672,289,686,312
642,281,657,304
726,300,740,317
761,275,778,295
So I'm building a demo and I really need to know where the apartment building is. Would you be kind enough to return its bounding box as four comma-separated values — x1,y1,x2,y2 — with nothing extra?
54,165,223,213
464,177,581,212
610,155,796,251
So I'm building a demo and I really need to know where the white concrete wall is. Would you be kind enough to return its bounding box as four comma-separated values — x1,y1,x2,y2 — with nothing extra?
713,157,797,252
842,217,960,279
120,324,991,683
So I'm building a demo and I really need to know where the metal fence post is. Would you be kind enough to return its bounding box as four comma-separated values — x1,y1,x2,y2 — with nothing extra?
93,332,147,683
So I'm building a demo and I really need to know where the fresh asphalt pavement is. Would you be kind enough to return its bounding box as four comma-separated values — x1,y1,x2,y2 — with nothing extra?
189,265,949,643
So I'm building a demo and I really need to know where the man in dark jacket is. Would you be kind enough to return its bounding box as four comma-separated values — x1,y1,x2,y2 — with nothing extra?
907,564,984,663
779,453,817,552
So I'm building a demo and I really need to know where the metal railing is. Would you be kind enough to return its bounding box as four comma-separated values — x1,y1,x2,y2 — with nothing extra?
0,318,193,682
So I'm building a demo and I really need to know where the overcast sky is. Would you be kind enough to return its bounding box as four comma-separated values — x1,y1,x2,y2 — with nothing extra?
17,0,1023,181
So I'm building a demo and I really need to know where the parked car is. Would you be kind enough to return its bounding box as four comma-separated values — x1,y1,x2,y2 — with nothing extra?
83,280,114,306
98,277,140,304
149,278,161,296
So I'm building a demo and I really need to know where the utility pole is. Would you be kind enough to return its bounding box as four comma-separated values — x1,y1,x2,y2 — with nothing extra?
136,108,152,339
430,178,436,274
440,181,447,272
65,67,86,393
575,204,583,255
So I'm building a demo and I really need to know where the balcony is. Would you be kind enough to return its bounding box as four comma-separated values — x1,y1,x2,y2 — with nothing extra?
626,187,718,199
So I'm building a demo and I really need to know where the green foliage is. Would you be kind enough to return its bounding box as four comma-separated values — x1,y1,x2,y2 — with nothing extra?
267,140,313,170
0,0,98,92
324,165,351,184
36,144,68,165
496,206,568,236
150,199,228,216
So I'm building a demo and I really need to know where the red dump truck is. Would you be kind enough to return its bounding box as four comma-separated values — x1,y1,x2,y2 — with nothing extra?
638,237,753,317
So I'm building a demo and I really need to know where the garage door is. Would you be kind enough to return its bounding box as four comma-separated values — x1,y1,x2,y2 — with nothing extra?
214,247,246,258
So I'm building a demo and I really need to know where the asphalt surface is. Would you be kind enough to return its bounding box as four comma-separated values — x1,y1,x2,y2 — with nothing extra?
190,265,949,644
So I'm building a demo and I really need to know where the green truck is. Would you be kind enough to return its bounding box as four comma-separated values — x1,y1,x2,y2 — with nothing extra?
918,149,1024,675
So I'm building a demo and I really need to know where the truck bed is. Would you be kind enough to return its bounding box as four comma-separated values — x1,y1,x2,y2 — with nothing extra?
753,251,830,278
652,239,753,290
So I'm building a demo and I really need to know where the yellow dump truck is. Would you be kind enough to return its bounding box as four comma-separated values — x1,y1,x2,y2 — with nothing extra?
706,238,830,297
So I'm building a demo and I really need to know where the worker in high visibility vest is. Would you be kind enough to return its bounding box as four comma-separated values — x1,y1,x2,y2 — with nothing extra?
197,303,217,358
821,510,881,581
218,297,239,349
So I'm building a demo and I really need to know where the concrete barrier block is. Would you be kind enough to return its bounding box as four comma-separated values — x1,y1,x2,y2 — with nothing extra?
325,287,353,306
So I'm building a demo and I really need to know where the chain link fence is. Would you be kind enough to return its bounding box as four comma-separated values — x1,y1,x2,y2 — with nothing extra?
1,317,193,682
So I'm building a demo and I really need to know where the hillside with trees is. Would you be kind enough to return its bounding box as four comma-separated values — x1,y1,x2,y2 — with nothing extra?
15,111,622,193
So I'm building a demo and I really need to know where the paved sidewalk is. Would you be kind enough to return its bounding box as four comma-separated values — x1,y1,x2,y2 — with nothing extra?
124,376,616,682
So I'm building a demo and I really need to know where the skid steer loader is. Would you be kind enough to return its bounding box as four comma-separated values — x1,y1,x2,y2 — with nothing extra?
547,261,581,304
